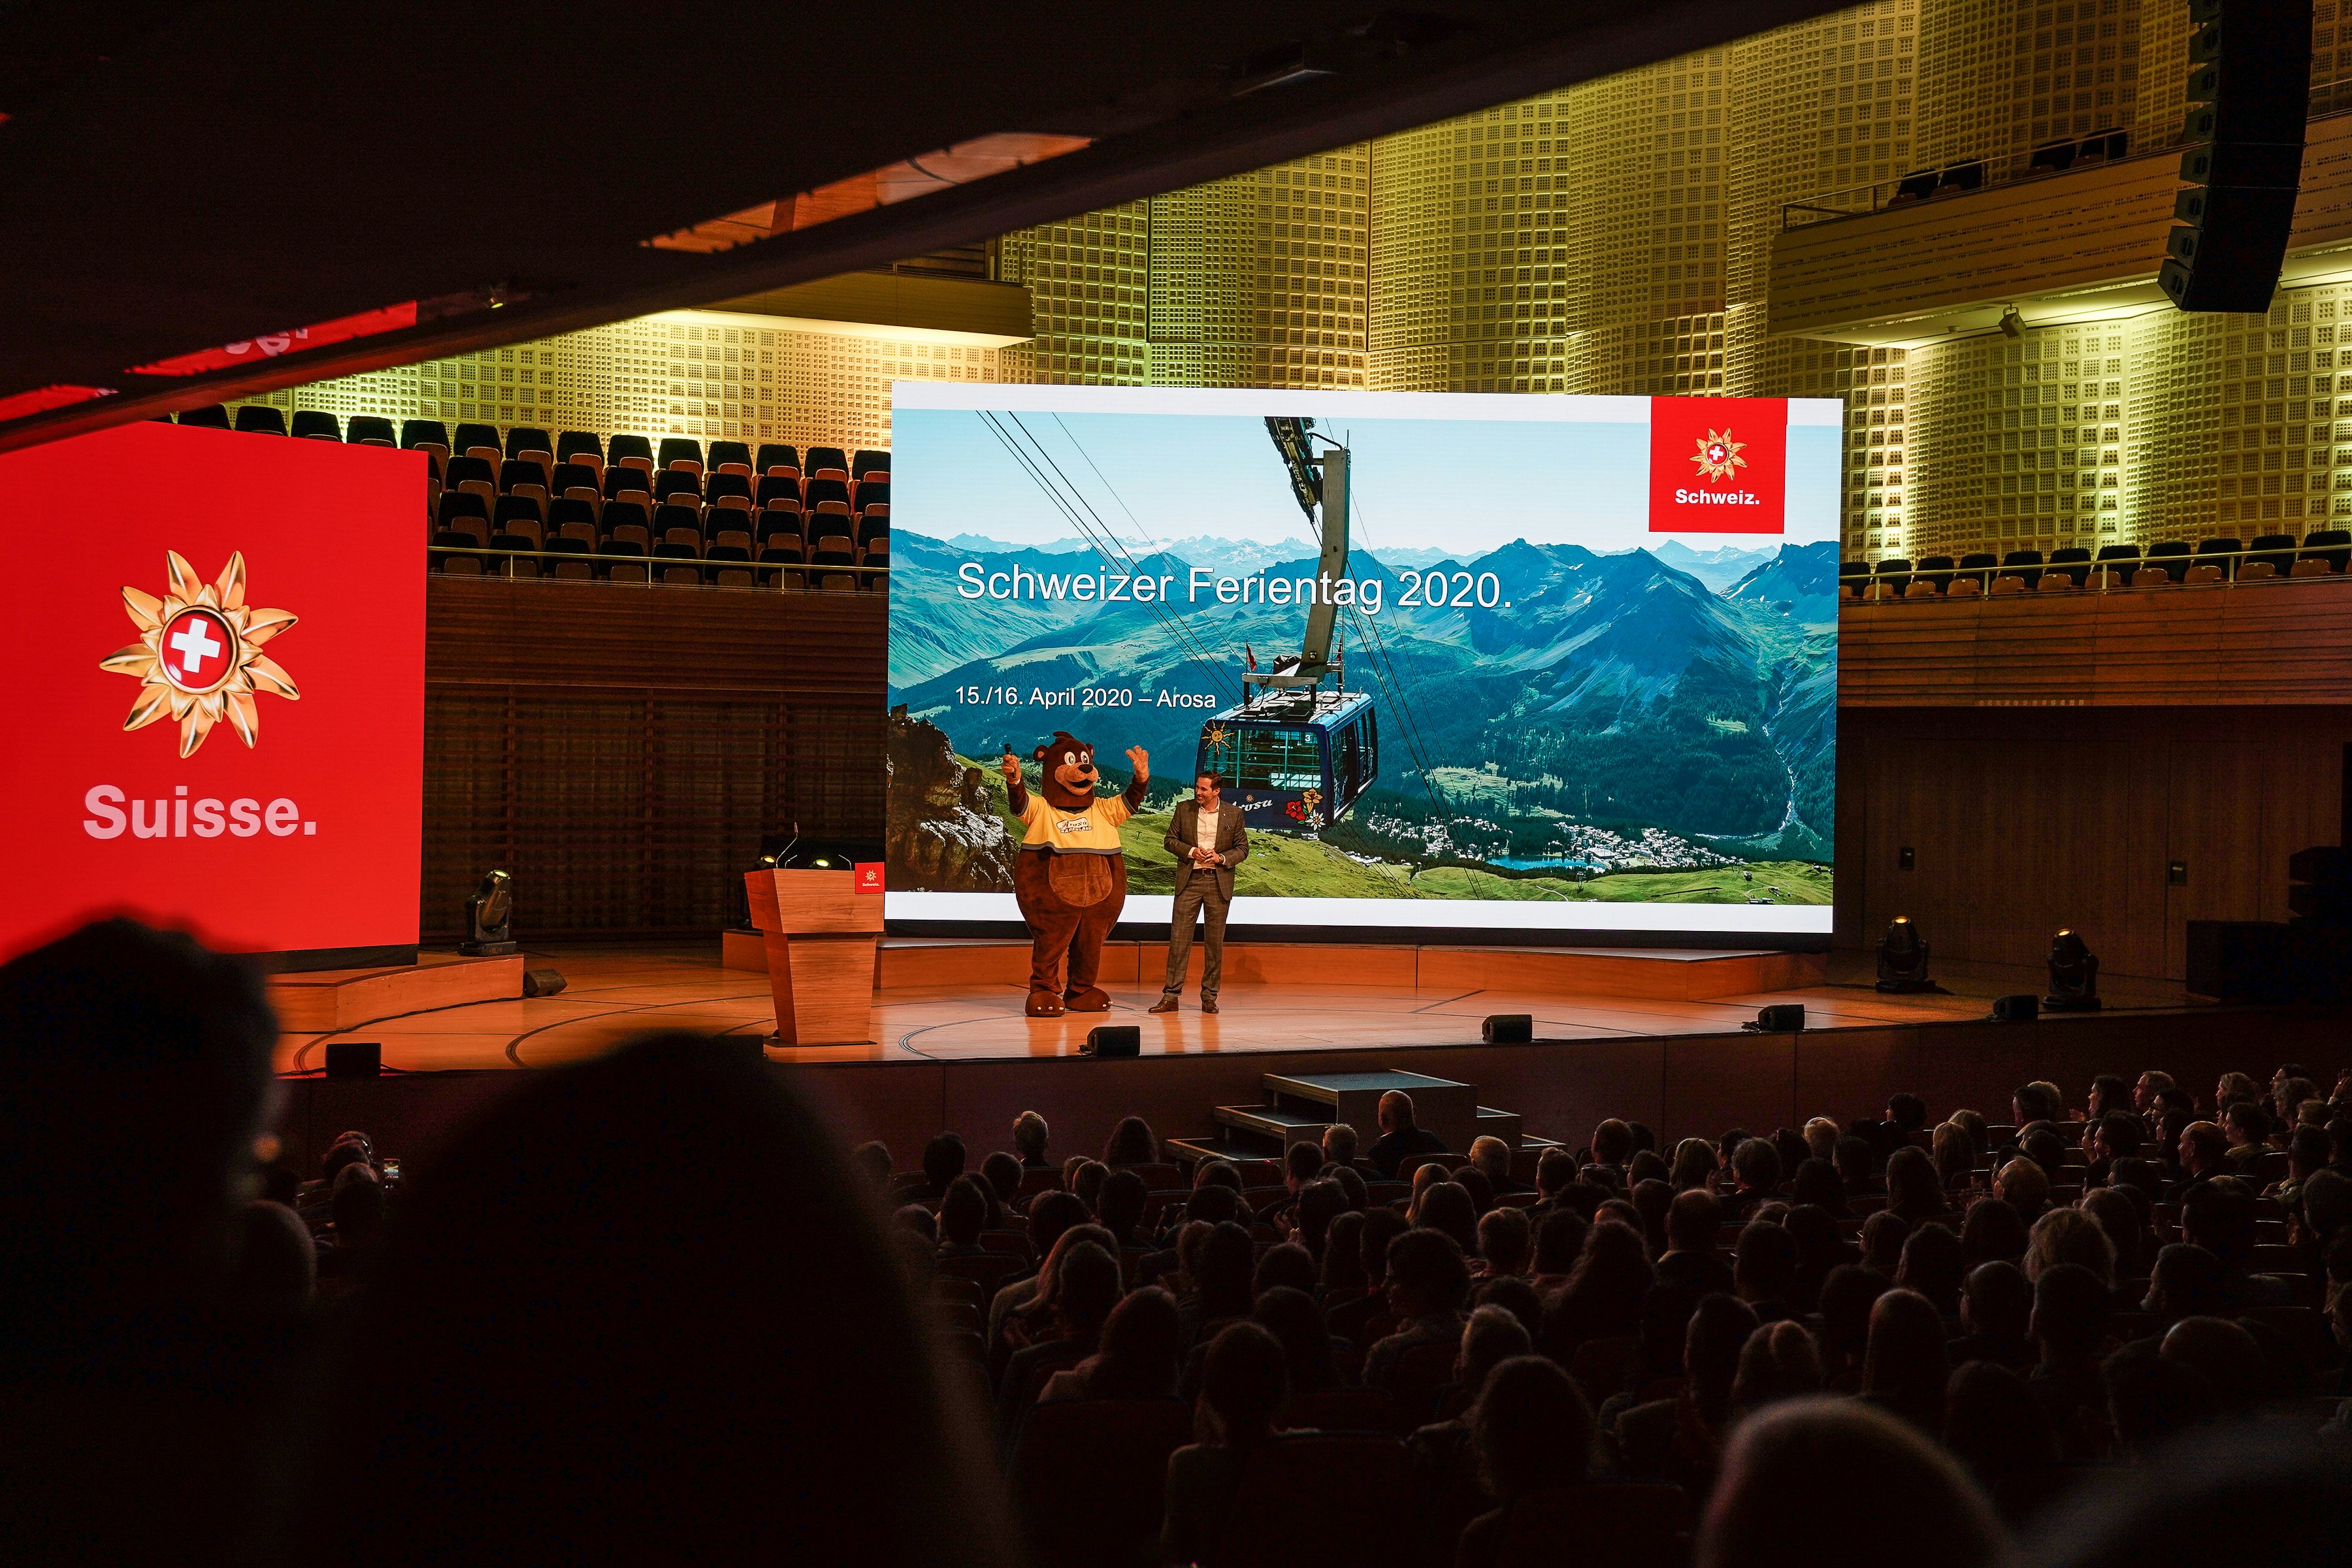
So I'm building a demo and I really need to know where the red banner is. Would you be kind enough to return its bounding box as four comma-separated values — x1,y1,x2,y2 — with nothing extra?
129,301,421,378
1647,396,1789,534
0,421,425,959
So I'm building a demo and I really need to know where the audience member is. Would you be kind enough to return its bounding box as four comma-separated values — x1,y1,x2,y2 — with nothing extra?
1160,1322,1287,1567
1369,1090,1448,1178
1103,1116,1158,1168
1697,1399,2011,1568
1040,1284,1181,1401
1012,1109,1050,1168
1860,1286,1950,1433
1454,1356,1595,1568
1948,1262,2034,1373
1366,1228,1472,1390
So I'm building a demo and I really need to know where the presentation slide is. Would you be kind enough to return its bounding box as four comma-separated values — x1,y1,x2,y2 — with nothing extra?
0,421,425,963
885,384,1840,939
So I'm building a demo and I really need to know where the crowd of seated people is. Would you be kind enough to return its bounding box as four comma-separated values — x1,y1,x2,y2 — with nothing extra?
166,404,889,591
5,917,2351,1568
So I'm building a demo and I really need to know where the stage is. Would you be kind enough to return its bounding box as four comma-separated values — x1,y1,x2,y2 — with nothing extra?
261,936,2350,1180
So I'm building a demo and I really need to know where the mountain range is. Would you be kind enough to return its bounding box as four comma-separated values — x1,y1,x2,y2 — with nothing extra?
887,529,1838,859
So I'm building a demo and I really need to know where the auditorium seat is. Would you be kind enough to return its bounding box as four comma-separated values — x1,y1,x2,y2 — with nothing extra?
493,495,545,544
431,531,484,573
604,468,654,512
2035,568,2076,591
1387,1339,1459,1429
487,531,540,578
1009,1399,1191,1568
557,431,604,470
551,463,601,508
655,503,704,542
348,415,397,446
233,404,288,435
549,499,599,549
757,474,804,512
2183,562,2226,586
756,511,804,549
1214,1433,1414,1568
1873,558,1912,596
2291,556,2336,577
1999,547,2044,587
2048,546,2091,586
2145,539,2193,580
600,502,652,551
598,537,649,583
852,448,890,480
858,517,889,553
498,459,550,503
177,403,231,429
654,470,704,509
434,492,490,546
1281,1387,1400,1434
705,472,753,510
2238,560,2279,581
708,439,753,478
1837,559,1867,601
2302,528,2352,573
2131,566,2173,588
401,419,451,464
706,536,755,587
2248,532,2298,575
1946,575,1982,598
2193,536,2242,576
609,434,655,473
1989,574,2027,596
1916,555,1955,591
291,410,342,441
543,535,596,581
659,436,704,476
757,443,801,478
806,446,851,482
1903,578,1940,599
506,425,552,461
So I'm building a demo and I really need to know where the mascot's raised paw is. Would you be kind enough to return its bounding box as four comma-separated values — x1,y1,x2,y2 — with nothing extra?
1004,729,1146,1021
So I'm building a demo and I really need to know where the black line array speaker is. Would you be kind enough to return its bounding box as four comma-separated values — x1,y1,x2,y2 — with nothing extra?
2159,0,2313,312
1481,1014,1533,1044
1084,1026,1140,1059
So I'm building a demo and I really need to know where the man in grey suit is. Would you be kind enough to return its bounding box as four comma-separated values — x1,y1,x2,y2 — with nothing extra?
1149,769,1249,1015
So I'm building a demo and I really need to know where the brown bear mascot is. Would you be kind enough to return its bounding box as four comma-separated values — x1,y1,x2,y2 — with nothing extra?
1000,731,1149,1017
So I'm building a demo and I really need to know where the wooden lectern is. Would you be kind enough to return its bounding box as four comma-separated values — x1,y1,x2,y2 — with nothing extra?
743,868,883,1045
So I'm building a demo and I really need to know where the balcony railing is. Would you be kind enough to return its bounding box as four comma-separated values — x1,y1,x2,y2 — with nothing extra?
1837,538,2348,601
427,542,889,592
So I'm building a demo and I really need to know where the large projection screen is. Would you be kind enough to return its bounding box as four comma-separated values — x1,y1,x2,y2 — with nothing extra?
885,384,1840,943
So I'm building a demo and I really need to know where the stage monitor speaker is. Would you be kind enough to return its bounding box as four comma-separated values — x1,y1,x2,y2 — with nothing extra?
1482,1013,1533,1044
326,1041,382,1080
1746,1004,1805,1034
1990,994,2040,1022
1085,1026,1141,1059
2159,0,2313,313
523,967,568,998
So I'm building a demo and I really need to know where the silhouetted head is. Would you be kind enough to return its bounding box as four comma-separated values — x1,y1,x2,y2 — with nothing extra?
292,1032,1015,1568
0,917,278,1324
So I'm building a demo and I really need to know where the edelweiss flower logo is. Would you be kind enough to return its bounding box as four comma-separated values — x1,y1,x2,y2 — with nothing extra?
1690,427,1748,483
101,551,300,757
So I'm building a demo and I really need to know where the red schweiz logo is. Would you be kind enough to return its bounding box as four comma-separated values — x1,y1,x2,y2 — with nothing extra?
1648,397,1789,534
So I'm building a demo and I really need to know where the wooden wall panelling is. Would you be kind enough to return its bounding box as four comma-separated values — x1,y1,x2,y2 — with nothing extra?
2164,741,2266,979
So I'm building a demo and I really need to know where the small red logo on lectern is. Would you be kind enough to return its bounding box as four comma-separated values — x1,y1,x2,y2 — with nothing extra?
855,862,884,894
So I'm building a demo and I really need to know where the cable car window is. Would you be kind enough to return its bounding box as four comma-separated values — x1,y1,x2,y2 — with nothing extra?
1230,727,1323,791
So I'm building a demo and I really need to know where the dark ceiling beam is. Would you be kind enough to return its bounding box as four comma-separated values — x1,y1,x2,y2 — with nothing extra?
0,1,1844,455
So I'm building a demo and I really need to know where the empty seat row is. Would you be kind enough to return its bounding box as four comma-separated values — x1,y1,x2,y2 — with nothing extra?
1842,531,2352,599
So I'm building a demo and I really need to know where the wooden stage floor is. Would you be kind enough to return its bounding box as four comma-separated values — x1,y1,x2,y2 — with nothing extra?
272,939,2199,1076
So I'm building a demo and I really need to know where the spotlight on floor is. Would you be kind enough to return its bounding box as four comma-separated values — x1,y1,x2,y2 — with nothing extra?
2043,927,2102,1011
1876,916,1934,993
461,869,519,956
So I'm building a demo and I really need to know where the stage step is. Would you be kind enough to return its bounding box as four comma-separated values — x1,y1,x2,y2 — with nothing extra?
1474,1105,1522,1149
1163,1137,1284,1176
1211,1103,1333,1151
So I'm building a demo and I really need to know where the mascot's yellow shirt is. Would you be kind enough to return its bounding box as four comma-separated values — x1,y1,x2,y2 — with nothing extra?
1016,792,1133,854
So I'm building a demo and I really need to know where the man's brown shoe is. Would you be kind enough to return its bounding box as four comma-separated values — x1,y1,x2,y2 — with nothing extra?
1200,998,1219,1015
1147,996,1180,1014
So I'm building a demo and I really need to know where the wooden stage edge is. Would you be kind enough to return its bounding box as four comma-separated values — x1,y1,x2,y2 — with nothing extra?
727,935,1834,1004
265,939,2352,1181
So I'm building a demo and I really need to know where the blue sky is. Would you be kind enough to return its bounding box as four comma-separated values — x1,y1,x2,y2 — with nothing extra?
890,393,1842,559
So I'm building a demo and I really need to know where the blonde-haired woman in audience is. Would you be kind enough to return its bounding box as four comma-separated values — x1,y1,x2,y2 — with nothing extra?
1932,1122,1977,1194
1803,1117,1840,1163
2022,1206,2115,1290
1670,1136,1719,1192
